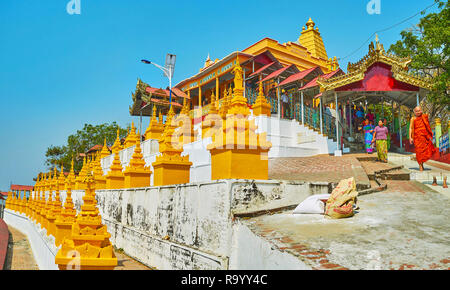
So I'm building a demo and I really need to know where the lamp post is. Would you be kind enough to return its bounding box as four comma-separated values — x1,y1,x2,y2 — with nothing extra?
141,54,176,108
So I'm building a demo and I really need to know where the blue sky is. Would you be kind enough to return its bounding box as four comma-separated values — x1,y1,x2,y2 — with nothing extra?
0,0,440,190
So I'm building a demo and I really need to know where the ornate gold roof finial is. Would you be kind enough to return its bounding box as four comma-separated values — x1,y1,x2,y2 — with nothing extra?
306,17,315,30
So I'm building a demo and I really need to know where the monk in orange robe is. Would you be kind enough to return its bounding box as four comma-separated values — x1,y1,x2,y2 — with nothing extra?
409,106,437,171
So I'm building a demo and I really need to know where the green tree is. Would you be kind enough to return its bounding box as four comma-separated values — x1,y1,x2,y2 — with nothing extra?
388,0,449,121
44,122,128,173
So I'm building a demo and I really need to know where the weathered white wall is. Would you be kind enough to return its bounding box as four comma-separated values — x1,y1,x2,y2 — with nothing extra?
68,180,329,269
21,179,330,270
229,221,311,270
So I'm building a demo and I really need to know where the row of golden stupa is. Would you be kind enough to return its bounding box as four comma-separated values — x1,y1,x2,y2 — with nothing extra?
4,165,117,269
33,56,272,191
3,57,272,270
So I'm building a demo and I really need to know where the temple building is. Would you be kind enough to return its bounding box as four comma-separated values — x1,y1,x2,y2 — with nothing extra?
129,18,339,126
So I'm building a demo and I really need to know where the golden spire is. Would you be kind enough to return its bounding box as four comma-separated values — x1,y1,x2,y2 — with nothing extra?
158,110,163,124
305,17,315,30
111,127,122,153
100,137,110,159
209,91,218,114
151,105,157,122
228,54,249,116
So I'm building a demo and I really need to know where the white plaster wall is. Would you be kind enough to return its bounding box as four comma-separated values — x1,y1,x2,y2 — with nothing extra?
88,180,328,269
21,180,330,270
229,221,311,270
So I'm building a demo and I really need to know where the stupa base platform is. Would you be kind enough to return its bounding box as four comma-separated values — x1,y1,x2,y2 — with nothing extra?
55,256,117,270
55,222,74,247
152,161,192,186
210,148,269,180
123,172,151,188
105,176,125,189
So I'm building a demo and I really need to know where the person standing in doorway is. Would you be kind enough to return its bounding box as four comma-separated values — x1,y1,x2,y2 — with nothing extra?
409,106,436,171
366,109,375,124
363,119,374,154
372,120,389,162
356,106,365,131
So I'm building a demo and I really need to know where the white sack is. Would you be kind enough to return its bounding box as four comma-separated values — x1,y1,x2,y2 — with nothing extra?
292,194,331,214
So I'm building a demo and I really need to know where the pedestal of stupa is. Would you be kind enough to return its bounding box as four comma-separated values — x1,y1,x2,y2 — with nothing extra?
55,176,117,270
152,107,192,186
207,57,272,180
105,130,125,189
123,134,152,188
54,183,77,247
252,79,272,116
144,106,164,140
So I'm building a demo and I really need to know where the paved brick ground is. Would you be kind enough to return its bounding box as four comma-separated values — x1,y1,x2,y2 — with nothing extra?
269,155,371,190
4,225,38,270
242,180,450,270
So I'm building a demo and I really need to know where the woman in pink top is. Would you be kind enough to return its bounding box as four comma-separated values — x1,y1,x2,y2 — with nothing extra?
372,120,389,162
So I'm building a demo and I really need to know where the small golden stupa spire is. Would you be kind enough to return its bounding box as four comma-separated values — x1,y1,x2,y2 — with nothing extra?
123,130,152,188
252,77,271,116
145,105,164,140
55,175,117,270
111,128,122,153
100,137,110,159
58,164,66,191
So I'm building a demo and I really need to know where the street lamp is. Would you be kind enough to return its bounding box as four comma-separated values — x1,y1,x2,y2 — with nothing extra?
141,53,176,107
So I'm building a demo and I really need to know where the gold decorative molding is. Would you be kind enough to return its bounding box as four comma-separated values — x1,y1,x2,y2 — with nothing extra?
318,38,432,92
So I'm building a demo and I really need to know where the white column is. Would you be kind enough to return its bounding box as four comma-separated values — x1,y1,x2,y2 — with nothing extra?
416,92,420,107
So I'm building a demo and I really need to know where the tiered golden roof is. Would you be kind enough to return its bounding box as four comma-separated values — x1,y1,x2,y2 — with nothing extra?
317,37,433,92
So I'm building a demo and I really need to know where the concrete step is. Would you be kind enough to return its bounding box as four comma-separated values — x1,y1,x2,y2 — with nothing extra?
359,158,411,181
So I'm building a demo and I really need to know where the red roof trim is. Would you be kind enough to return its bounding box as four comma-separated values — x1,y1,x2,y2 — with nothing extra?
150,98,183,107
171,87,189,99
10,185,34,191
248,62,276,78
299,68,344,91
259,64,298,83
278,66,322,87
